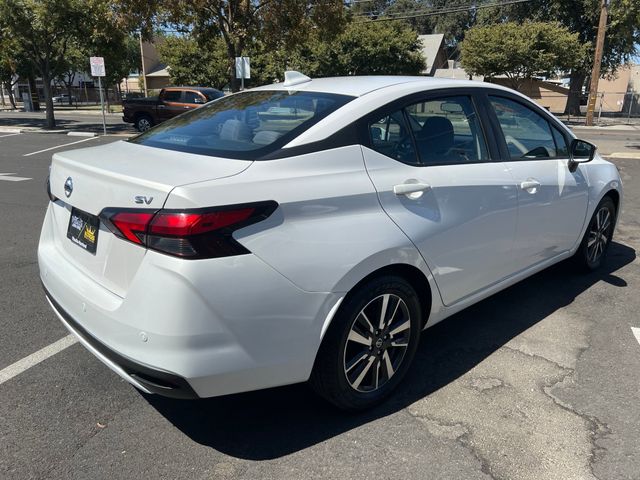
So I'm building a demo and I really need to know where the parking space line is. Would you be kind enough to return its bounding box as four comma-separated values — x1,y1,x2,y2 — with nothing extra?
0,133,21,139
0,173,32,182
0,335,78,385
632,327,640,347
23,137,97,157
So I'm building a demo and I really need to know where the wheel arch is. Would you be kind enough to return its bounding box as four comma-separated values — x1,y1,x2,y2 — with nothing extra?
337,263,434,330
603,188,620,212
134,111,153,123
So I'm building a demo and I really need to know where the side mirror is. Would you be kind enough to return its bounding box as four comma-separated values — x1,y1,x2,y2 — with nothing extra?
568,138,596,172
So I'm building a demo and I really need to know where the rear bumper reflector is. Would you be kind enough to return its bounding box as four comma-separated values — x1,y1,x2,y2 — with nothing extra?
42,283,199,399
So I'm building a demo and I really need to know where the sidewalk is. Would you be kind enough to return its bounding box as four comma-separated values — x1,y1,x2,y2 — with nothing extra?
0,110,134,135
568,123,640,132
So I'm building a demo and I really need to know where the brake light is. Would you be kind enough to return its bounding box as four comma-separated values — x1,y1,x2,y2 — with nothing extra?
109,211,155,244
100,202,277,259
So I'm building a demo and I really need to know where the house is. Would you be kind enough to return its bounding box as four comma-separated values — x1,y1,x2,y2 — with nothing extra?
418,34,448,76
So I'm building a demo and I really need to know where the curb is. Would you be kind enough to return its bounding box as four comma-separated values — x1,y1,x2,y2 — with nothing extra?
605,152,640,159
570,125,640,132
67,131,97,137
0,127,131,136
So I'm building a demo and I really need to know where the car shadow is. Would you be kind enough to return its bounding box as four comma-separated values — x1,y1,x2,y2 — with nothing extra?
144,241,635,460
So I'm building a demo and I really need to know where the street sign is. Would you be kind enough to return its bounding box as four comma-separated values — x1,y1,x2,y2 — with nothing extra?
89,57,107,135
89,57,106,77
235,57,250,79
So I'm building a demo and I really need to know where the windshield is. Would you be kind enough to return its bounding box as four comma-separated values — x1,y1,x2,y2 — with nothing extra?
129,90,354,160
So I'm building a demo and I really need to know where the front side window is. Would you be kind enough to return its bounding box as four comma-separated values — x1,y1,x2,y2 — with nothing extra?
490,96,558,159
184,91,205,104
405,96,488,165
368,110,419,165
551,125,569,157
130,90,354,160
162,90,182,102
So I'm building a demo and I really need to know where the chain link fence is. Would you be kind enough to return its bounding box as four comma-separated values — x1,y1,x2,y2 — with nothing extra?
1,84,146,112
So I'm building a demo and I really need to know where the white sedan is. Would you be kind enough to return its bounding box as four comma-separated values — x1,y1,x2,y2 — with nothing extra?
39,72,622,410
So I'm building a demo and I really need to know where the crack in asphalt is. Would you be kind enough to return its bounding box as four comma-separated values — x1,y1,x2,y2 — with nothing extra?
501,344,574,372
542,376,611,480
404,410,500,480
502,335,610,480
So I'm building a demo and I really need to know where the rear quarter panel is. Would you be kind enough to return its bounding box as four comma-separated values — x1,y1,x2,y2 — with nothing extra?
164,145,439,299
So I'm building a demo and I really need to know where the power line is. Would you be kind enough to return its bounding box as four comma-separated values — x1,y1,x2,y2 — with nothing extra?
352,0,536,22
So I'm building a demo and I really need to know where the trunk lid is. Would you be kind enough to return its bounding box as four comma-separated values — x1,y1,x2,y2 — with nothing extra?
49,140,252,214
47,140,252,297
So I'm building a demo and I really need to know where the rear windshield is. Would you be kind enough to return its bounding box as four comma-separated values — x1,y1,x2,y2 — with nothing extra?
129,90,354,160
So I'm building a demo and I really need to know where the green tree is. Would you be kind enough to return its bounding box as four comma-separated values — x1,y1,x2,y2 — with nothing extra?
311,20,425,76
549,0,640,114
0,32,30,108
91,34,141,101
471,0,639,114
460,21,585,91
113,0,346,91
157,35,229,89
0,0,91,127
248,19,424,82
0,0,138,126
53,43,86,105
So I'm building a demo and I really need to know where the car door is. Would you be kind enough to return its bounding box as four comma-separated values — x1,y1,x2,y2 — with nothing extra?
485,94,589,271
158,89,187,121
362,92,519,306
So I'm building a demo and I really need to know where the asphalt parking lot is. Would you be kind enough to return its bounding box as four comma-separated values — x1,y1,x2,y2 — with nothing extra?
1,130,639,480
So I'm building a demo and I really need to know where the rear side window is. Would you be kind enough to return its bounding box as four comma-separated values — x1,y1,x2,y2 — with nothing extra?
489,96,558,159
405,96,488,165
130,90,354,160
162,90,182,102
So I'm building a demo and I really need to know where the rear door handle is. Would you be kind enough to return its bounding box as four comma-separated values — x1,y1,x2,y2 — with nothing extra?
393,182,431,197
520,179,541,191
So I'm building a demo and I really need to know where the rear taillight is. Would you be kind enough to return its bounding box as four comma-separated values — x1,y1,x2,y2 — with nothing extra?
100,201,277,259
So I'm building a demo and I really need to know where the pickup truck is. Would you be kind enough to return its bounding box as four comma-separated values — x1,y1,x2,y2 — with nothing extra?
122,86,224,132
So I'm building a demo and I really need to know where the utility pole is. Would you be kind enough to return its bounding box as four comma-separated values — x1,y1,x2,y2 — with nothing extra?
585,0,609,126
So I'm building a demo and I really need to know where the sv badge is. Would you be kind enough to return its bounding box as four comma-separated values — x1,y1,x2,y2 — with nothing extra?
134,195,153,205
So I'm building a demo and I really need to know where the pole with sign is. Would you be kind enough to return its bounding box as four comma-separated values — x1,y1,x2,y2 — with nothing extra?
89,57,107,135
235,56,250,90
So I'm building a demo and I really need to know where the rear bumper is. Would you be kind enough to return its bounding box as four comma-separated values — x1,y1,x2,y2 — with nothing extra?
38,203,340,398
44,283,199,399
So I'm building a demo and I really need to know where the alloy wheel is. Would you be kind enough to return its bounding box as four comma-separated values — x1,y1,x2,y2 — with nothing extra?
138,118,151,131
343,293,412,393
587,206,612,263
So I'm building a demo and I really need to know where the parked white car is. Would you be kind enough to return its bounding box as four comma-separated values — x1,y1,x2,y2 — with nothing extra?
39,73,622,410
52,93,77,104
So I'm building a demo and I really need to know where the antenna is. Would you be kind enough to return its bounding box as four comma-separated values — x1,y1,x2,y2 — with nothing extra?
283,71,311,87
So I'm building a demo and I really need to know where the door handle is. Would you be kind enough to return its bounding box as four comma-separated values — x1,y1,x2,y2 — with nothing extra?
520,179,541,191
393,182,431,197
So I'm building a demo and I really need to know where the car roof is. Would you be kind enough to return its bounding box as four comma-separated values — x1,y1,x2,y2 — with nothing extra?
272,75,528,148
251,76,490,97
166,86,222,92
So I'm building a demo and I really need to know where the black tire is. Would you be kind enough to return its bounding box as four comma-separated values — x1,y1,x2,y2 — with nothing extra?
135,114,154,132
310,275,422,411
574,196,616,271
